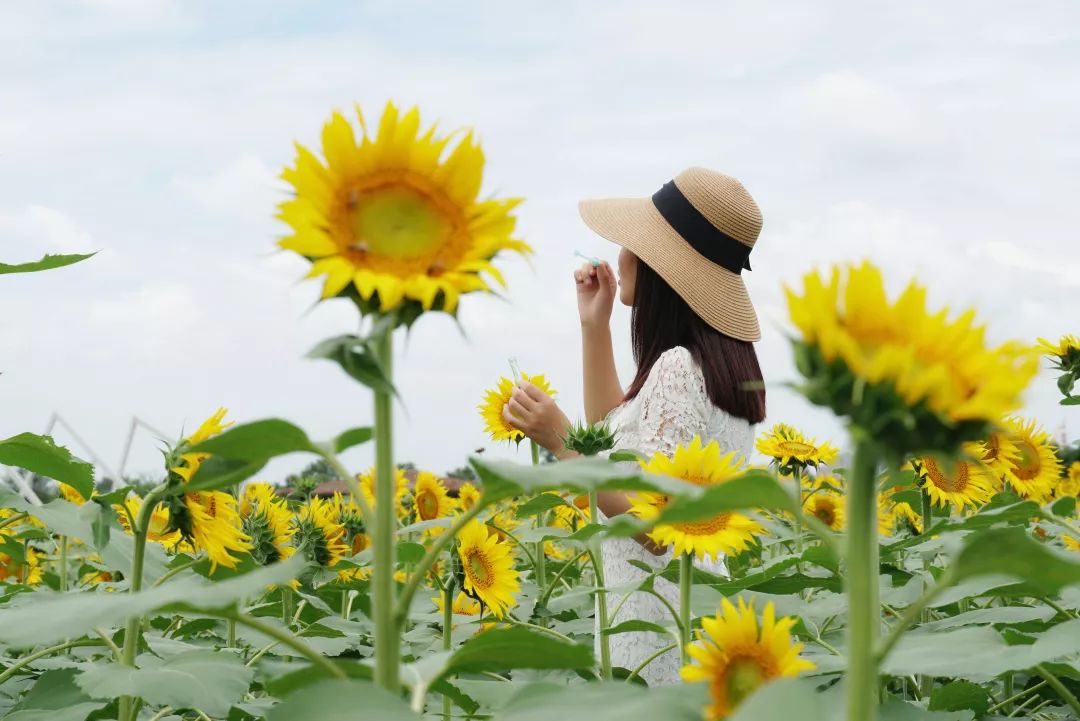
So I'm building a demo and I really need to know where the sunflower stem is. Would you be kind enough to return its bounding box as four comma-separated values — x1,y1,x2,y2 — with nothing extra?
58,535,68,592
0,639,105,684
229,611,345,680
442,578,455,721
1035,664,1080,717
589,489,613,680
846,440,880,721
679,552,693,666
118,484,168,721
371,328,399,692
530,440,546,591
917,486,934,699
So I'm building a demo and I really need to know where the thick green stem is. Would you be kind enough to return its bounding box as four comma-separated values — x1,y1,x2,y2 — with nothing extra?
1035,664,1080,717
372,329,399,692
58,536,68,592
918,486,934,699
589,490,613,680
679,552,693,665
846,440,880,721
119,485,167,721
442,579,454,721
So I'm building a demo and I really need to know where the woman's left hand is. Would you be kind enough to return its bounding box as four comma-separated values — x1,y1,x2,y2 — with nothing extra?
502,382,573,457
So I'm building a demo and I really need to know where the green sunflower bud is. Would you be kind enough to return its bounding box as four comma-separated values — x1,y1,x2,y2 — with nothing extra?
562,421,617,457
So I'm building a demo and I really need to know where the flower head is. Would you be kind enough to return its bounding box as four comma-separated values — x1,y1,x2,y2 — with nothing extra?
277,102,530,317
479,374,556,444
166,491,252,572
785,262,1038,454
240,482,295,565
756,423,839,472
357,466,411,520
803,490,845,530
411,471,458,524
292,496,349,569
682,598,815,719
456,519,520,618
910,456,995,511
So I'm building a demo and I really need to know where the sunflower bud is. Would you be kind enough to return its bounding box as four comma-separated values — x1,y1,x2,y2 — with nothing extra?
562,420,617,457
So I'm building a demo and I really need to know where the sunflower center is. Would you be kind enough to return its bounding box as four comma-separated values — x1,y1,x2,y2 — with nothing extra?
465,549,493,588
351,533,369,555
924,458,968,492
416,490,440,521
720,656,770,711
1012,440,1042,480
778,440,815,456
673,513,732,536
351,184,452,260
812,502,836,526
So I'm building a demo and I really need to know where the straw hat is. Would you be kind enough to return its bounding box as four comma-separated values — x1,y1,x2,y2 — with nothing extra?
578,167,763,342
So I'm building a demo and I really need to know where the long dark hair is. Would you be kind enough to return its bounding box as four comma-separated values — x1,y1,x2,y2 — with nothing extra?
624,258,766,424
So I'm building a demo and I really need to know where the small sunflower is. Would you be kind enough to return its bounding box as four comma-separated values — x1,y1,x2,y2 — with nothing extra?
755,424,839,471
803,490,845,530
80,569,116,587
58,483,90,505
457,482,481,511
912,456,995,511
785,262,1038,453
293,496,349,568
358,466,411,520
1002,417,1061,502
433,590,482,616
629,437,762,561
0,543,42,586
479,374,557,444
277,101,530,315
331,492,369,555
412,471,458,524
1060,462,1080,499
115,495,181,546
1038,334,1080,359
456,519,520,618
240,483,295,566
167,491,252,572
170,407,234,482
682,597,815,720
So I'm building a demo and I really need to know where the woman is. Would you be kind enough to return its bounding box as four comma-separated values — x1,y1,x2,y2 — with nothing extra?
503,167,767,685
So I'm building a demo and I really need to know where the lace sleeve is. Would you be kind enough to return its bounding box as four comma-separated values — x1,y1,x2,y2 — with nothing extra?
634,346,710,458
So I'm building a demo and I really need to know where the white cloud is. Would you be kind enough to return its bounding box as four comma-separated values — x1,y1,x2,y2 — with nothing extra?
0,205,96,254
172,154,283,221
802,71,930,145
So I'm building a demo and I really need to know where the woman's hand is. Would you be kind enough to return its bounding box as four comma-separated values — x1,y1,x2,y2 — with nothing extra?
501,382,573,457
575,261,616,328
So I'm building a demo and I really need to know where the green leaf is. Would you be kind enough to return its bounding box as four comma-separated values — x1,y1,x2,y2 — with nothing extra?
1052,496,1077,518
929,680,991,716
495,681,708,721
951,526,1080,595
307,335,397,396
0,554,304,647
514,493,571,518
185,419,325,490
183,456,267,491
0,433,95,500
440,626,594,679
0,252,95,275
727,678,829,721
880,700,974,720
397,541,426,564
75,650,253,717
601,619,671,637
266,679,417,721
333,426,373,454
1062,395,1080,406
6,669,106,721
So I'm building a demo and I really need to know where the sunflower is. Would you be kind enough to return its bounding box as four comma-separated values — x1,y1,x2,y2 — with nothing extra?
912,456,995,511
629,437,762,561
682,597,815,719
115,495,181,546
433,590,482,616
0,542,42,586
80,570,116,587
1039,334,1080,359
479,374,557,444
170,407,234,482
277,101,530,315
58,483,89,505
331,493,369,555
456,519,520,618
240,483,295,566
803,490,845,530
167,491,252,572
412,471,458,525
1060,462,1080,499
1065,534,1080,553
965,431,1021,486
358,466,411,520
756,424,839,471
457,482,481,511
292,496,349,568
1002,417,1061,502
785,262,1038,453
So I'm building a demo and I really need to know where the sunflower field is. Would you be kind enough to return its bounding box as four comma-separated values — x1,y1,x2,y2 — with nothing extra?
3,102,1080,721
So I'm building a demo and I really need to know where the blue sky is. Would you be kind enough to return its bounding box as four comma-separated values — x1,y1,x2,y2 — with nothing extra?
2,0,1079,484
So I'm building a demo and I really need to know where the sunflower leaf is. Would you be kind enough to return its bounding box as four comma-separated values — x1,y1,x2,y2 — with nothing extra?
0,432,95,500
514,493,572,518
307,334,397,396
493,681,709,721
0,252,95,275
5,669,106,721
266,679,418,721
951,526,1080,595
438,626,594,680
333,426,373,453
185,419,322,490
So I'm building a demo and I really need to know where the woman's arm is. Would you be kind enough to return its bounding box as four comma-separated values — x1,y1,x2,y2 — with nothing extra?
576,262,624,423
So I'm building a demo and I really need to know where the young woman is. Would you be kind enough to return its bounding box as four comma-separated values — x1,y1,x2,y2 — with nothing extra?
503,167,767,685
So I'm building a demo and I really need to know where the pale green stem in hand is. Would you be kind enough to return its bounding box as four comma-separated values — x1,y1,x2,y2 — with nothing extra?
589,489,613,680
1035,664,1080,717
846,440,880,721
626,642,680,684
0,639,104,684
530,440,546,591
442,578,455,721
119,484,167,721
372,328,399,692
679,552,693,665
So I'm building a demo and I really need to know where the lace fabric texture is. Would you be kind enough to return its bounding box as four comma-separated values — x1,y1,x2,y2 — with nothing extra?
596,346,754,685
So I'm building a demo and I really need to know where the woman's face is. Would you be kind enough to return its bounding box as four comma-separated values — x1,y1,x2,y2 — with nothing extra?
617,247,637,306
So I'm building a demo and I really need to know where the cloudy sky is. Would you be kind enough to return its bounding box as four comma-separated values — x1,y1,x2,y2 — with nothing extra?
2,0,1078,487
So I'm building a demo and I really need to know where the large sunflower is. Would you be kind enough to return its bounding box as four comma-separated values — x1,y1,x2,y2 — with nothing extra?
168,491,253,572
457,482,481,511
629,437,762,561
456,519,520,618
479,374,556,444
293,496,349,568
785,262,1038,453
803,490,845,530
682,597,815,720
240,482,295,565
911,456,995,511
1002,417,1061,502
965,431,1021,486
755,424,839,471
277,102,530,315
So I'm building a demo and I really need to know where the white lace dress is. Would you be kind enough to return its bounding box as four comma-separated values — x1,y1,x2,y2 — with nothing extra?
597,346,754,685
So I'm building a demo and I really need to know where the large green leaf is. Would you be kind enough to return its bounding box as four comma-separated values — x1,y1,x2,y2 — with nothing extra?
494,681,708,721
440,626,594,679
75,650,252,716
879,700,974,720
726,678,829,721
266,679,417,721
951,526,1080,595
307,335,397,396
186,419,321,491
333,426,373,454
929,680,991,717
0,252,95,275
0,433,95,500
5,669,106,721
0,555,303,647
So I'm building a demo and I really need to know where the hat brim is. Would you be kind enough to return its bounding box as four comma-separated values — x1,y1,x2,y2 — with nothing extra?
578,196,761,342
